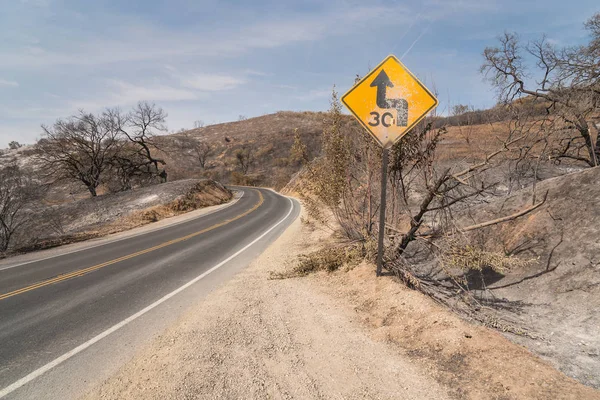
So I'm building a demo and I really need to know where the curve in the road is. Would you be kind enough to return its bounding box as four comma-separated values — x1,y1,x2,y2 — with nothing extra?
0,191,264,302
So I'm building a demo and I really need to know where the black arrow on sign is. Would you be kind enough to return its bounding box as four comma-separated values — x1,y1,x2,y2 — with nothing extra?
370,69,394,108
370,69,408,127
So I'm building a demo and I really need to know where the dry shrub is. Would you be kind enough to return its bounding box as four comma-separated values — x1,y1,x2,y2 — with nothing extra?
270,243,367,279
139,209,161,223
230,171,260,186
300,195,330,227
441,240,535,274
273,157,289,167
169,189,205,212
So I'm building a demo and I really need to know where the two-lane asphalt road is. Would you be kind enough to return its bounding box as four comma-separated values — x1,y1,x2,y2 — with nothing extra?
0,187,299,399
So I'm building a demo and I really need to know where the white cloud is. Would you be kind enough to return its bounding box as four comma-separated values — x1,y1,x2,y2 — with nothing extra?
243,70,268,77
0,105,68,119
0,5,414,69
19,0,51,6
180,73,245,91
294,89,332,101
0,79,19,87
71,80,200,111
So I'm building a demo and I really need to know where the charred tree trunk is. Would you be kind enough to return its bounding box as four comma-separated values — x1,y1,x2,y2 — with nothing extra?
395,169,450,255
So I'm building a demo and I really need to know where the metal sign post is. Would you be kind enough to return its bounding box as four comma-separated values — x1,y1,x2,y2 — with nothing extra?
376,147,388,276
342,55,438,276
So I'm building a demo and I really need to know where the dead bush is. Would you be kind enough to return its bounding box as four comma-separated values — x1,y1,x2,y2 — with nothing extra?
270,243,368,279
169,192,203,213
124,181,231,228
273,157,289,167
139,209,161,223
441,240,535,274
230,171,260,186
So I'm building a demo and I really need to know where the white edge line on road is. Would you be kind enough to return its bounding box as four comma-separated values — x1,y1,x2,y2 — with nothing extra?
0,196,296,399
0,190,244,272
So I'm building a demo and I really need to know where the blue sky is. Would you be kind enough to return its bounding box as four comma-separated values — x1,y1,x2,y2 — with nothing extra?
0,0,598,147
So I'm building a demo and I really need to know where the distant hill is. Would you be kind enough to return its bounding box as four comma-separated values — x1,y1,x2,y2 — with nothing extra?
163,111,356,189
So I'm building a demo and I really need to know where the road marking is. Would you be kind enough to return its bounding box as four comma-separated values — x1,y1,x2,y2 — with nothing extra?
0,190,244,272
0,191,263,302
0,196,296,399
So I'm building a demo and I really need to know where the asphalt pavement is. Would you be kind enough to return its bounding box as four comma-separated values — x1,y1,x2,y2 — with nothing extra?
0,187,299,399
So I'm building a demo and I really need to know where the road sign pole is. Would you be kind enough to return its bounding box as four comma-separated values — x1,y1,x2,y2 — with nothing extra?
376,147,389,277
340,54,439,277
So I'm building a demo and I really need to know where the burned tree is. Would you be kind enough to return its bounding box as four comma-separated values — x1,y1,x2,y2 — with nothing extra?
0,165,36,252
8,141,21,150
450,104,476,144
481,13,600,166
177,133,212,169
37,103,171,195
117,102,168,182
235,145,254,174
37,110,120,196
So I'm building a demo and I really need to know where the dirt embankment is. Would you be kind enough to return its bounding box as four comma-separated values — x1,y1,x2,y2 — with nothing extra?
7,179,232,256
457,166,600,388
83,205,599,400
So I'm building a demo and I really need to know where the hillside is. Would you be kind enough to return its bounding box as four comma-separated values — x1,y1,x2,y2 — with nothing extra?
164,111,334,189
457,167,600,387
166,110,581,192
3,179,232,256
183,111,328,144
2,109,582,198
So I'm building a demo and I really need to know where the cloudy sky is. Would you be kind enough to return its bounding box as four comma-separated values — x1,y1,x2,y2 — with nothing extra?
0,0,598,147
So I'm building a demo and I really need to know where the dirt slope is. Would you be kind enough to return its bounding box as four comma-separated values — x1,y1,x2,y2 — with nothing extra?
461,166,600,387
7,179,231,255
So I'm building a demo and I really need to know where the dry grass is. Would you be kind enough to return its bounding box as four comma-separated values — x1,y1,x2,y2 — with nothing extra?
269,243,367,279
441,240,536,274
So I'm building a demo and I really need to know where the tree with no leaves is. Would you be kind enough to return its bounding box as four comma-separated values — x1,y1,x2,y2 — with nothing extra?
177,133,212,169
0,165,36,252
481,13,600,166
450,104,475,144
37,102,170,196
235,145,254,174
37,110,120,197
117,102,168,182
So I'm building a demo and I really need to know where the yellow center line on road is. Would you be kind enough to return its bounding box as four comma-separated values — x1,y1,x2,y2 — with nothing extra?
0,190,264,302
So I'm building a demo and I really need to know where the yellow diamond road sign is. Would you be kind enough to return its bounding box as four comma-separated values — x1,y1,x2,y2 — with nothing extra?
342,55,438,148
